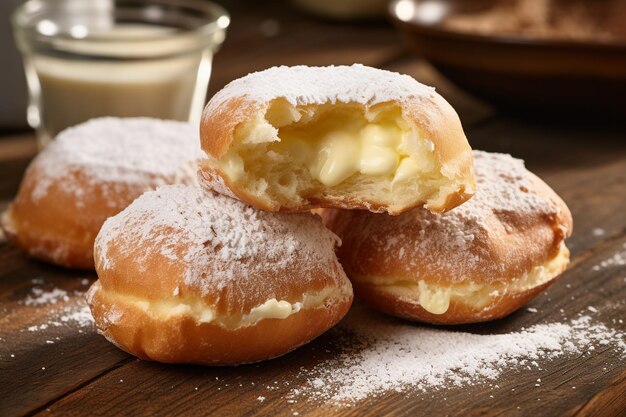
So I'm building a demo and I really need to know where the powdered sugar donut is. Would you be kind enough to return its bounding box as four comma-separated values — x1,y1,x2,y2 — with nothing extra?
199,64,475,215
322,151,573,324
87,184,353,365
1,118,203,269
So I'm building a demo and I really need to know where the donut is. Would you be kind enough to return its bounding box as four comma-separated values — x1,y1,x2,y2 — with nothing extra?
1,118,203,269
322,151,573,324
87,184,353,365
199,64,475,215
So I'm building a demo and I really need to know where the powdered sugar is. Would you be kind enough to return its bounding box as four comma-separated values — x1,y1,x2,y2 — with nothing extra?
19,284,95,332
346,150,566,281
291,306,625,404
58,303,94,328
468,150,551,215
30,117,204,202
413,150,554,261
204,64,436,115
96,185,342,302
23,302,93,332
592,243,626,271
24,287,69,306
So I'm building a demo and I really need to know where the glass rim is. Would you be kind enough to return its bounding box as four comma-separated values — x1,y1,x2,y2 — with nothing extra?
12,0,230,54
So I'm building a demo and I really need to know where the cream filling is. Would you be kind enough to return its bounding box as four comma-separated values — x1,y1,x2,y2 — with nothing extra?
98,284,351,330
362,244,570,315
220,101,437,189
273,122,427,187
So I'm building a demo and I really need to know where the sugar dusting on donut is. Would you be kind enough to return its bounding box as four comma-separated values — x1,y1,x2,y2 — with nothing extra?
438,150,554,241
31,117,204,202
204,64,437,116
355,150,565,280
96,185,341,295
402,150,555,272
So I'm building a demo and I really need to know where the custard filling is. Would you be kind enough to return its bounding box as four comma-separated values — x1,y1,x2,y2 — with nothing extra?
93,283,352,330
361,244,570,314
216,99,444,207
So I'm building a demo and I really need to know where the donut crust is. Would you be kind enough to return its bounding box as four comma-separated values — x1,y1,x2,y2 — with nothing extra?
1,118,201,269
321,151,573,324
200,65,475,215
88,281,352,365
349,245,569,325
1,168,162,269
88,185,353,365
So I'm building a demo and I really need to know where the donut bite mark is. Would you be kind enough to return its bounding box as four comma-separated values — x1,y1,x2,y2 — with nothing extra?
199,64,475,215
0,118,203,269
322,151,573,325
87,185,353,365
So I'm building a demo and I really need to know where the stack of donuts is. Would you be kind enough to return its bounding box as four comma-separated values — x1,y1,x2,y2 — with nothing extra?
2,64,572,365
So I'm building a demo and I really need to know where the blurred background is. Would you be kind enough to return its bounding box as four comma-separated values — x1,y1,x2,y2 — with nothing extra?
3,0,625,128
1,0,624,197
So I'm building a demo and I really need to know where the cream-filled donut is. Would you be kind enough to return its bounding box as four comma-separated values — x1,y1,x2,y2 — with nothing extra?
199,64,475,215
87,184,353,365
322,151,573,324
1,118,203,269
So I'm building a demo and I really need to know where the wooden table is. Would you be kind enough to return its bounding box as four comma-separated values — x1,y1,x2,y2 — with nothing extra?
1,2,625,416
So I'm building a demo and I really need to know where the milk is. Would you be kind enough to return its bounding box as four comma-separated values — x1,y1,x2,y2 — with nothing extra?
24,24,215,143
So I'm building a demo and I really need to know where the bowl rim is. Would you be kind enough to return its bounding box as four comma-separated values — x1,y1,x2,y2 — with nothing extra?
388,0,626,52
12,0,230,51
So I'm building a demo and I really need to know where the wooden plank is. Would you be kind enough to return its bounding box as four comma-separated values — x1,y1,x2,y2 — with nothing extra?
0,133,37,161
568,370,626,417
0,133,37,201
539,159,626,257
0,252,130,417
29,232,626,416
385,58,495,127
464,117,625,176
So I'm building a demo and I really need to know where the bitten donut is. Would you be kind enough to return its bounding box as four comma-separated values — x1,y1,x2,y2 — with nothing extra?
322,151,573,324
1,118,203,269
87,185,353,365
199,64,475,215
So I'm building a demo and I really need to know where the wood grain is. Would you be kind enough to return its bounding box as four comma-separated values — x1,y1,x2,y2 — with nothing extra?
22,234,626,417
568,370,626,417
0,133,37,201
0,255,129,417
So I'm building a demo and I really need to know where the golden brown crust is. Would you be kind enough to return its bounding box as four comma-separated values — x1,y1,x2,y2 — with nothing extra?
88,283,352,365
352,278,557,325
401,92,474,187
1,118,201,269
200,96,261,160
2,210,92,270
1,167,153,269
89,185,354,364
320,151,573,324
325,207,569,289
95,218,350,316
324,171,572,287
199,65,475,215
1,164,196,270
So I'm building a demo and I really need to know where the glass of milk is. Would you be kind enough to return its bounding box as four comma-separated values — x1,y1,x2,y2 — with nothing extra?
12,0,229,148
